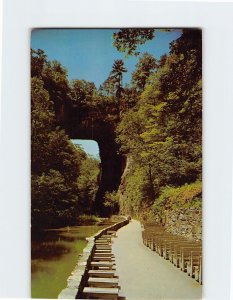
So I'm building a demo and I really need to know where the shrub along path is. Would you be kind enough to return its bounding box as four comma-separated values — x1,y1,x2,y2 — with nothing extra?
112,220,202,300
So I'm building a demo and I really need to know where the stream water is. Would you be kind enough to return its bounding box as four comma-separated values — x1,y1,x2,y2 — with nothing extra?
31,225,105,298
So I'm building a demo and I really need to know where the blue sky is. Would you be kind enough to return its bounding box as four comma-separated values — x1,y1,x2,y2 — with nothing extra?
31,28,181,156
71,139,99,158
31,29,181,88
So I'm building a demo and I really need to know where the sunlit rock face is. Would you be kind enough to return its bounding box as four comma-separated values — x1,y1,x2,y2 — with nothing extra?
61,104,126,215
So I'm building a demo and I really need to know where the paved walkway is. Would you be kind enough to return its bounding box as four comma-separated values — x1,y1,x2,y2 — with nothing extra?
112,220,202,300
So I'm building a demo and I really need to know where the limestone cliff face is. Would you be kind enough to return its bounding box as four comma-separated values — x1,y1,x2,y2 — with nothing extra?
117,155,133,214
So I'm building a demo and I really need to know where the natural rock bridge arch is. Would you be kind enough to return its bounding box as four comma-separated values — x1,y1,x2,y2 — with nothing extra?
60,103,126,214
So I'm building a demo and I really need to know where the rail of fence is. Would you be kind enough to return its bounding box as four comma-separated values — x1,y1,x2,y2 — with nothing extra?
58,217,129,299
142,224,202,284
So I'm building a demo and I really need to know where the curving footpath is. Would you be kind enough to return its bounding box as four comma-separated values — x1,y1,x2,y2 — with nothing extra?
112,220,202,300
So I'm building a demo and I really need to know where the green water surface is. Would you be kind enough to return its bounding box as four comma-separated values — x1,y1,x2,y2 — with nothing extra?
31,225,104,298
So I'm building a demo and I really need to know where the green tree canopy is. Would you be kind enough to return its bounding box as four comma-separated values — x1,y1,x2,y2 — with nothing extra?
116,29,202,216
131,52,158,91
113,29,155,56
70,79,97,108
31,78,85,228
31,51,101,229
110,59,127,99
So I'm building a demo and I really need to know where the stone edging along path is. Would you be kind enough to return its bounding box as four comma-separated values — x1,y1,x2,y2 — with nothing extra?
58,217,129,299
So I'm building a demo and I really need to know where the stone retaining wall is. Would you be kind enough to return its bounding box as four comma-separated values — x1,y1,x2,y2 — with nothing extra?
162,207,202,241
58,217,129,299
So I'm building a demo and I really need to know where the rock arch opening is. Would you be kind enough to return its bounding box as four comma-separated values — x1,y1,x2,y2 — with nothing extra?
64,106,126,215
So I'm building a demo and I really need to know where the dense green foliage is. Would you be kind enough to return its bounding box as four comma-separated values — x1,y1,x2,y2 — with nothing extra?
153,181,202,213
113,29,155,56
77,154,101,213
103,191,119,215
115,29,202,218
31,50,100,229
131,53,158,91
70,79,97,108
31,78,80,228
99,59,128,119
